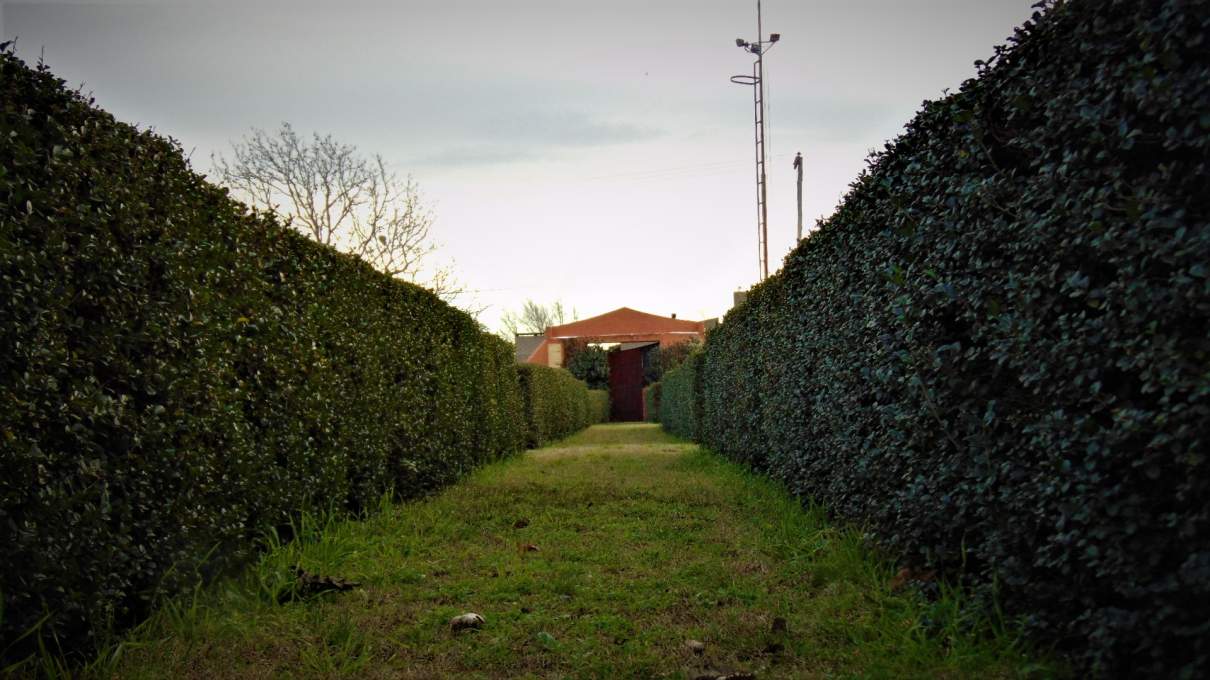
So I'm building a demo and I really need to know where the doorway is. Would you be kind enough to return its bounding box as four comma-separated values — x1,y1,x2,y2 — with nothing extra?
607,346,645,421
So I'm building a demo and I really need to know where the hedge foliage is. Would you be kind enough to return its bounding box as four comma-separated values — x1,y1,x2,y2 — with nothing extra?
657,353,699,440
587,389,611,425
0,51,526,661
564,339,610,390
642,383,660,423
689,1,1209,675
516,365,599,447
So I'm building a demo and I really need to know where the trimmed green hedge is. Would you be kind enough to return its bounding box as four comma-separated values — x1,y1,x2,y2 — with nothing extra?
516,365,596,447
0,51,525,661
642,383,660,422
658,353,699,440
587,389,611,425
690,1,1209,676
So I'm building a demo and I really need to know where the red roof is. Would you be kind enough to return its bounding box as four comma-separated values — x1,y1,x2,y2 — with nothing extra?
546,307,705,339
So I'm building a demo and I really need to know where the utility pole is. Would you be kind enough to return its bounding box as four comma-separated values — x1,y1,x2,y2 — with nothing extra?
794,151,803,241
731,2,779,281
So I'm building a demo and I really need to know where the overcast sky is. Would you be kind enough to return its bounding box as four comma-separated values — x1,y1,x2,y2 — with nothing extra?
2,0,1036,332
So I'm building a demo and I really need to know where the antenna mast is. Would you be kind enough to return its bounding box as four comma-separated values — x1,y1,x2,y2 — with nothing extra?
731,1,779,281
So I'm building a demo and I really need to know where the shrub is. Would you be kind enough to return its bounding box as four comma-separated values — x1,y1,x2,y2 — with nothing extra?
587,389,611,424
564,339,609,390
516,365,596,447
658,353,700,440
0,51,525,662
642,383,660,422
691,1,1209,675
658,338,701,376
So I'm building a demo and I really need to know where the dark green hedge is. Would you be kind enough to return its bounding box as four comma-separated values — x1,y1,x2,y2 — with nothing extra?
658,353,699,440
587,389,610,425
565,340,610,391
642,383,660,423
516,364,596,447
0,51,525,661
692,1,1209,676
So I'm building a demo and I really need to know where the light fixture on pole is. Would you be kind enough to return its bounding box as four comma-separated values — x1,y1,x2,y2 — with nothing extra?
731,2,779,281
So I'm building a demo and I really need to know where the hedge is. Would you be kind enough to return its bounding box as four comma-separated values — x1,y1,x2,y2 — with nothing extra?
587,389,611,425
0,51,525,662
642,383,660,422
516,364,597,447
657,353,699,440
689,1,1209,676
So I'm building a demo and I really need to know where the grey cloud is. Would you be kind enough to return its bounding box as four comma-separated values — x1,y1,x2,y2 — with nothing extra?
409,145,538,168
695,92,904,144
407,110,662,169
777,95,904,142
470,110,661,148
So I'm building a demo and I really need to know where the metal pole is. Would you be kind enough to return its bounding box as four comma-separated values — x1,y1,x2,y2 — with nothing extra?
794,151,803,241
730,2,778,281
752,62,762,279
757,0,769,280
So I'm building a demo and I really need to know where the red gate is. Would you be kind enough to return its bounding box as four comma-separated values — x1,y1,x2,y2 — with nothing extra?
608,347,645,422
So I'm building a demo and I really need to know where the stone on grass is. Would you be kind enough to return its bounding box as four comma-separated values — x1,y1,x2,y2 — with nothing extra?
449,612,485,632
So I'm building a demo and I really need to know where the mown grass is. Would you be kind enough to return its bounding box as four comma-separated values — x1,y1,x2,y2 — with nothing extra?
62,424,1061,678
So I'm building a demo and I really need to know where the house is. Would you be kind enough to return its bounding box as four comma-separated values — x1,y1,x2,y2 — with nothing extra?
516,307,709,421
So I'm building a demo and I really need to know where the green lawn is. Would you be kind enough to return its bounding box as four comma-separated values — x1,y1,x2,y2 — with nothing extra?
97,424,1060,679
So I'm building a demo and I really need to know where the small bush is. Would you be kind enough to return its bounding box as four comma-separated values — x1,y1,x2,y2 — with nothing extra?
658,338,701,376
688,1,1209,675
516,365,596,447
0,50,525,663
587,390,611,424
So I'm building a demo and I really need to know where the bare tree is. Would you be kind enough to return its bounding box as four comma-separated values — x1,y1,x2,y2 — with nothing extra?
500,300,569,337
213,123,463,301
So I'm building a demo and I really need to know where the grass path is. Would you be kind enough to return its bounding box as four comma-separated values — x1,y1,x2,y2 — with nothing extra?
109,424,1056,679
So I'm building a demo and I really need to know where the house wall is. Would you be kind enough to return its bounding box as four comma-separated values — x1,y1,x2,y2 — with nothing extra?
522,308,707,368
527,339,549,365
